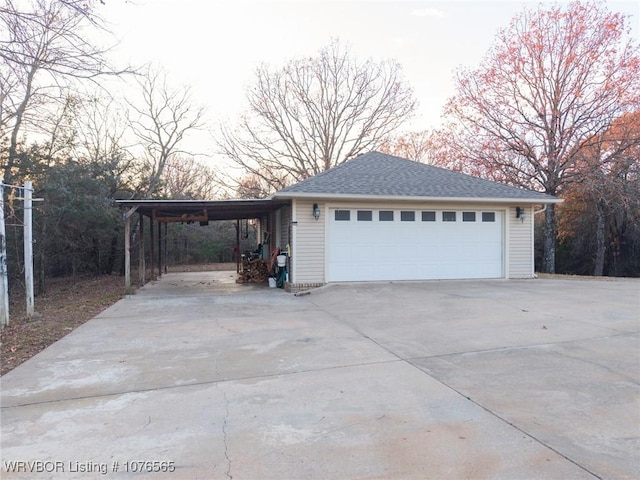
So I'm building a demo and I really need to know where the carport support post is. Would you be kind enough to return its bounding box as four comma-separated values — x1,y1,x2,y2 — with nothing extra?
138,212,145,286
157,220,162,279
123,206,137,289
150,217,155,280
236,219,240,273
164,223,168,274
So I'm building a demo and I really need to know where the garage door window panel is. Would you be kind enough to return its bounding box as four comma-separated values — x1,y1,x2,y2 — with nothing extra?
335,210,350,221
463,212,476,222
401,211,415,221
357,210,373,221
442,211,456,222
422,211,436,222
379,210,394,221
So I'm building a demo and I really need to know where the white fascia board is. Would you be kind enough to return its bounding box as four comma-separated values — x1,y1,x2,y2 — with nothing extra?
272,192,563,204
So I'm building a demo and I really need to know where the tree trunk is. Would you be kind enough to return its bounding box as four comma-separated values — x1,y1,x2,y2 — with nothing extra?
106,234,118,275
594,199,606,276
37,220,46,295
542,203,557,273
38,247,46,295
6,65,37,186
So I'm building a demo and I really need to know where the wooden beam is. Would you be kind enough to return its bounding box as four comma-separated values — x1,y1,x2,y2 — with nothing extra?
157,220,162,279
236,219,240,273
152,209,208,224
123,206,137,289
139,212,145,286
124,206,138,221
150,217,156,280
164,222,168,274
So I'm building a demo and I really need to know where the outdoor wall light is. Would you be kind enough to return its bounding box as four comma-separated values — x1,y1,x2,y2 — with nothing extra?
516,207,526,223
313,203,321,220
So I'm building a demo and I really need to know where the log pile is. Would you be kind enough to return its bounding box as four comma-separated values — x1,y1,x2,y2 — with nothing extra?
236,258,270,284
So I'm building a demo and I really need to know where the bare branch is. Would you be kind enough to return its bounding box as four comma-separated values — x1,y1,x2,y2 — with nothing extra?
217,39,417,191
443,1,640,273
0,0,135,184
127,67,205,198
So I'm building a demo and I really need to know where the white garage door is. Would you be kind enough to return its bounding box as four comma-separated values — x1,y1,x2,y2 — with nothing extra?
327,208,503,281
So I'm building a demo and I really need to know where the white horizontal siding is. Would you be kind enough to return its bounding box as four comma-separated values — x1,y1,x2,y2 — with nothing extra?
508,205,534,278
279,205,291,247
293,200,325,284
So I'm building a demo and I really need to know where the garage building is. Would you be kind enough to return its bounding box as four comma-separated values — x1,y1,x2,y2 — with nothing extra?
270,151,561,288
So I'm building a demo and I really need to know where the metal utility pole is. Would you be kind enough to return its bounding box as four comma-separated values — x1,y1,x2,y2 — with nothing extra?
0,180,39,327
0,183,9,328
24,181,34,317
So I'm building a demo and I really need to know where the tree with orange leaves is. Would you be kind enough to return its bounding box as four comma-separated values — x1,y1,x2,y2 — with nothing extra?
444,1,640,273
558,111,640,276
380,131,437,165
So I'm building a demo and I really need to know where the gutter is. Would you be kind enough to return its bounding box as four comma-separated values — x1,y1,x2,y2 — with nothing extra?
271,192,563,204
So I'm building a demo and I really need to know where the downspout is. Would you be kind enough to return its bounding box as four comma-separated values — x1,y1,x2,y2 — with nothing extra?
532,205,547,277
534,205,547,215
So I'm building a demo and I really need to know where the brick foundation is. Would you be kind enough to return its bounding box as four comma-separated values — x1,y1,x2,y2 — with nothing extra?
285,282,325,293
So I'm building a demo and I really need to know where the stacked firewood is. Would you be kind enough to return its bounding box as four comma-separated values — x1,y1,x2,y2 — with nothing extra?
236,258,270,284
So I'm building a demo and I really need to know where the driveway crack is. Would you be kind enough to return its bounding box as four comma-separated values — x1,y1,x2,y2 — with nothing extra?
307,295,604,479
409,361,604,480
217,383,233,479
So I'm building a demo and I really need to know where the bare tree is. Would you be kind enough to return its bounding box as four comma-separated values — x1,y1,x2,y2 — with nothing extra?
0,0,131,184
235,171,288,199
161,155,221,200
443,2,640,273
128,67,205,198
380,130,452,166
72,95,139,198
218,39,417,192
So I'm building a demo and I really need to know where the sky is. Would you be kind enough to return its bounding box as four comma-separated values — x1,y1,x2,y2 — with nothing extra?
98,0,640,156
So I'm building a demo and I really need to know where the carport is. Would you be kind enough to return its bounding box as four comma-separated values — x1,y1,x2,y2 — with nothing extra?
116,198,290,288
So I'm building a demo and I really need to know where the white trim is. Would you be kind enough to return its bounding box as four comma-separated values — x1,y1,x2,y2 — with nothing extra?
530,204,535,277
504,208,510,279
323,202,329,282
273,192,563,204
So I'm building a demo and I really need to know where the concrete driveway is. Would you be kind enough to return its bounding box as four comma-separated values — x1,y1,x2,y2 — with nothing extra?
1,272,638,479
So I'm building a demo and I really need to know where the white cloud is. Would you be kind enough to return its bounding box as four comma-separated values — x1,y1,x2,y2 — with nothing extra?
411,8,446,18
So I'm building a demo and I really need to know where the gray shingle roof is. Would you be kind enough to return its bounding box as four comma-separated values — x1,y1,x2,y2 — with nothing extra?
274,151,557,202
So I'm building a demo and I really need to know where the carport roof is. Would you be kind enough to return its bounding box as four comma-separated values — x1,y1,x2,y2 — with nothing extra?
274,151,561,203
115,198,290,222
